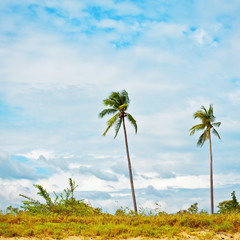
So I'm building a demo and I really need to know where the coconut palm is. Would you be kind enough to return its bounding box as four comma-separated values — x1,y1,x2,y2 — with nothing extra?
189,104,221,214
99,90,138,213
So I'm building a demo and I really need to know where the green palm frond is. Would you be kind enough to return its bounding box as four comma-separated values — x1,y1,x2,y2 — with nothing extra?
190,104,221,147
193,111,208,120
119,103,128,111
201,105,208,114
103,99,119,108
100,90,137,138
114,118,122,138
120,89,130,105
109,92,121,105
103,112,119,136
212,127,221,140
99,108,117,118
197,131,207,147
127,113,137,134
189,123,205,135
212,121,221,127
207,104,213,114
208,105,216,122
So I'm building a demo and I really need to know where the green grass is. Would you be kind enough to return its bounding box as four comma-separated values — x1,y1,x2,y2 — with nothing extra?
0,212,240,239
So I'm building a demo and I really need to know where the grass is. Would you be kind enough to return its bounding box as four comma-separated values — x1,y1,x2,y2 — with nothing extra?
0,212,240,239
1,181,239,239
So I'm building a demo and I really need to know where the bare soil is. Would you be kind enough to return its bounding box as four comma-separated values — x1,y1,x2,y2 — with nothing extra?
1,232,240,240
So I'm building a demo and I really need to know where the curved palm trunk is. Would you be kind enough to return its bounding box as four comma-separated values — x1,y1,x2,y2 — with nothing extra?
209,131,214,214
122,116,138,214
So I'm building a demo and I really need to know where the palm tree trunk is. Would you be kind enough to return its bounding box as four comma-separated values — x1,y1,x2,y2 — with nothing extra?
209,131,214,214
122,116,138,214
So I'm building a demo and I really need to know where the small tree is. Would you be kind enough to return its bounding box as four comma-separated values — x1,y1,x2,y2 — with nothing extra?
217,191,240,214
188,203,198,214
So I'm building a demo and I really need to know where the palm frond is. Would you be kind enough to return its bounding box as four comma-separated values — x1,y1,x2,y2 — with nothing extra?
189,123,205,135
114,118,122,138
119,103,128,111
109,91,121,105
190,104,221,146
193,111,208,121
212,127,221,140
212,121,221,127
100,90,137,139
197,131,208,147
103,112,119,136
207,104,213,114
120,89,130,105
201,105,208,114
103,99,119,108
208,104,216,122
99,108,117,118
127,113,137,134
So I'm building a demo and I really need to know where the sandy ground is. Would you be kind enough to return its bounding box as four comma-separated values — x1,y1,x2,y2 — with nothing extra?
0,232,240,239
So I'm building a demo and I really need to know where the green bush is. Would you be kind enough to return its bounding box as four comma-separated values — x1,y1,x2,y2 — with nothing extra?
18,178,102,216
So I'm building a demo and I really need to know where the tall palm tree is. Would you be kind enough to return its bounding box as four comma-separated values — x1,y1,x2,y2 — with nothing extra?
99,90,138,213
189,104,221,214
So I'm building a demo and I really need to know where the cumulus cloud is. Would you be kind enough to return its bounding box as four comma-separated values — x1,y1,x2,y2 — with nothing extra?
0,178,35,210
76,166,119,182
0,151,44,180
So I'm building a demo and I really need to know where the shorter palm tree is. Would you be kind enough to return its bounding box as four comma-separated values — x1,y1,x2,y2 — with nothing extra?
99,90,138,213
189,104,221,214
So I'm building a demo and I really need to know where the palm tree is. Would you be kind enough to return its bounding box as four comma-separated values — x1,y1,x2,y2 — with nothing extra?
189,104,221,214
99,90,138,213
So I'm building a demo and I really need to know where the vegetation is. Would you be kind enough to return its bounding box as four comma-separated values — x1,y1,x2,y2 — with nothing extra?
1,206,240,239
1,180,240,239
17,178,102,216
99,90,138,213
189,104,221,214
218,191,240,214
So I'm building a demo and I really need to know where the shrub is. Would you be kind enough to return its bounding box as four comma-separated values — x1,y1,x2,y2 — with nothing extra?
18,178,102,216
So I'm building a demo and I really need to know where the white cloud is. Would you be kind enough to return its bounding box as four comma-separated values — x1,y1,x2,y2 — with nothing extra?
0,151,43,180
191,28,213,45
0,178,34,210
17,149,56,160
228,90,240,105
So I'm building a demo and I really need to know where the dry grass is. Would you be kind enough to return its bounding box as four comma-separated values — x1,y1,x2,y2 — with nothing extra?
1,212,240,239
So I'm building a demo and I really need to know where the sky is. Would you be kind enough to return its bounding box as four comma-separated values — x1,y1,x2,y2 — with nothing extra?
0,0,240,214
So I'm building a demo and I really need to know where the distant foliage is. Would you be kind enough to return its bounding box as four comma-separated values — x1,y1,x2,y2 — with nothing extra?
19,178,102,216
218,191,240,214
2,192,240,239
177,203,208,215
187,203,199,214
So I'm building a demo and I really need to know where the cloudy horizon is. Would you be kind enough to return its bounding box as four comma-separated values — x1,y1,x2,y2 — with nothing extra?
0,0,240,214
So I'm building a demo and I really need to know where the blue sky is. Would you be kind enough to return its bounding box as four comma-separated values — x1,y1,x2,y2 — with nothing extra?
0,0,240,213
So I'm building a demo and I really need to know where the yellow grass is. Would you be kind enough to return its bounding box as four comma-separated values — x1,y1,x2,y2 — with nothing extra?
1,212,240,239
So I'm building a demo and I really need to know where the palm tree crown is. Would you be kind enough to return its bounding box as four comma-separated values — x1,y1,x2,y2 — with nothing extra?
99,90,137,138
189,104,221,146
